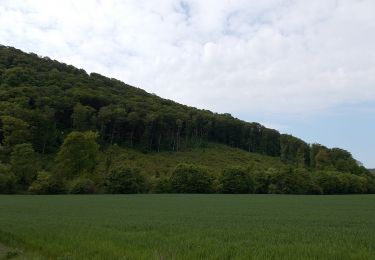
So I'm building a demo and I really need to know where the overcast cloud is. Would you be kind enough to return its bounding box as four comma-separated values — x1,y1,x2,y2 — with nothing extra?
1,0,375,116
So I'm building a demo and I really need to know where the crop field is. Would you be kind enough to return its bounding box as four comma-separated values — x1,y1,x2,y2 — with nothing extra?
0,195,374,259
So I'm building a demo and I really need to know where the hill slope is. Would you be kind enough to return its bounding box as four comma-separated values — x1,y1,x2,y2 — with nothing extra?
0,45,373,194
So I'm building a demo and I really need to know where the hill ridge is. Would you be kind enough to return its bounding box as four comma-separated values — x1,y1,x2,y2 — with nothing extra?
0,45,374,195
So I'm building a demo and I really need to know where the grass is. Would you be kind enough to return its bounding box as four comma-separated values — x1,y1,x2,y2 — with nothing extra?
0,195,374,259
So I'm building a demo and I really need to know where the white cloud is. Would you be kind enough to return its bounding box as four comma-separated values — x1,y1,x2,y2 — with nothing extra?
1,0,375,117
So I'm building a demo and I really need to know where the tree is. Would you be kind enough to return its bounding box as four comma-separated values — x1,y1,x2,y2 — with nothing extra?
0,116,30,149
314,171,340,194
253,168,274,194
315,149,332,169
106,167,146,194
280,134,309,166
29,171,65,194
27,108,58,154
72,103,97,131
10,143,39,189
170,163,213,193
268,168,316,194
55,131,99,178
0,163,16,193
97,105,127,144
127,111,141,147
154,177,172,193
220,167,254,193
1,67,36,86
69,178,96,194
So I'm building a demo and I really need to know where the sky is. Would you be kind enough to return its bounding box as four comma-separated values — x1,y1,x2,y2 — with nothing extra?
0,0,374,167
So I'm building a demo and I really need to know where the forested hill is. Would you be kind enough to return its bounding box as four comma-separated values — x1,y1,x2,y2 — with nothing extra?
0,45,283,155
0,45,367,171
0,45,373,195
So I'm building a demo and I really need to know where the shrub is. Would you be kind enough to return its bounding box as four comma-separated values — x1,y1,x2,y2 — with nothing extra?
220,167,254,193
364,174,375,193
29,171,66,194
69,178,96,194
106,167,146,194
154,177,172,193
265,168,317,194
170,163,213,193
337,173,367,194
313,171,340,194
10,143,39,189
253,168,274,194
55,131,99,178
0,163,16,193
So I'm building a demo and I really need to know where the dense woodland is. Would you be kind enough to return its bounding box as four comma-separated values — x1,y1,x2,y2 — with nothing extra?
0,45,374,194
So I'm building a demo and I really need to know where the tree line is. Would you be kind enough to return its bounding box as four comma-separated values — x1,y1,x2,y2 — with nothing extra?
1,131,374,194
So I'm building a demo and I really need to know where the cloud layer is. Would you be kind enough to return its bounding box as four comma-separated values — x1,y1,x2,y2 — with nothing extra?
1,0,375,117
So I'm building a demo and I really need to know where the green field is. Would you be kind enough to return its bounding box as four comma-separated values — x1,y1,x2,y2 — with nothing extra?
0,195,374,259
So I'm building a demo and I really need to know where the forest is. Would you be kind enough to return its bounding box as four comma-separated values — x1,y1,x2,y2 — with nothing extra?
0,45,374,195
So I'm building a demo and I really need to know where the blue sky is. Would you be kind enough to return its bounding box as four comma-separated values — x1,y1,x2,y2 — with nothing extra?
0,0,374,167
238,101,375,167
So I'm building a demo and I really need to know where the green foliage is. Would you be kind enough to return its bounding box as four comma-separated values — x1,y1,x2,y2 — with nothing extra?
220,167,254,193
252,168,274,194
364,174,375,193
96,145,375,195
0,45,371,194
55,131,99,177
154,177,172,193
313,171,368,194
0,116,30,149
268,168,312,194
10,143,39,189
170,163,213,193
106,167,146,194
0,45,284,157
313,171,340,194
315,148,332,169
1,67,36,86
69,178,96,194
72,103,97,131
97,105,127,145
0,163,15,193
280,134,309,166
29,171,65,194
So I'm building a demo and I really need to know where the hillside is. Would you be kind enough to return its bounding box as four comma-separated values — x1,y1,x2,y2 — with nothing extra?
0,45,374,194
103,143,285,175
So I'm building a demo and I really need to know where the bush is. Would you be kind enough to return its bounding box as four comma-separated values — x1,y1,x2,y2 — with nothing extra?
154,177,172,193
268,168,313,194
106,167,146,194
220,167,254,193
337,173,367,194
170,163,213,193
0,163,16,193
253,168,274,194
55,131,99,178
10,143,39,189
29,171,66,194
69,178,96,194
364,175,375,193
